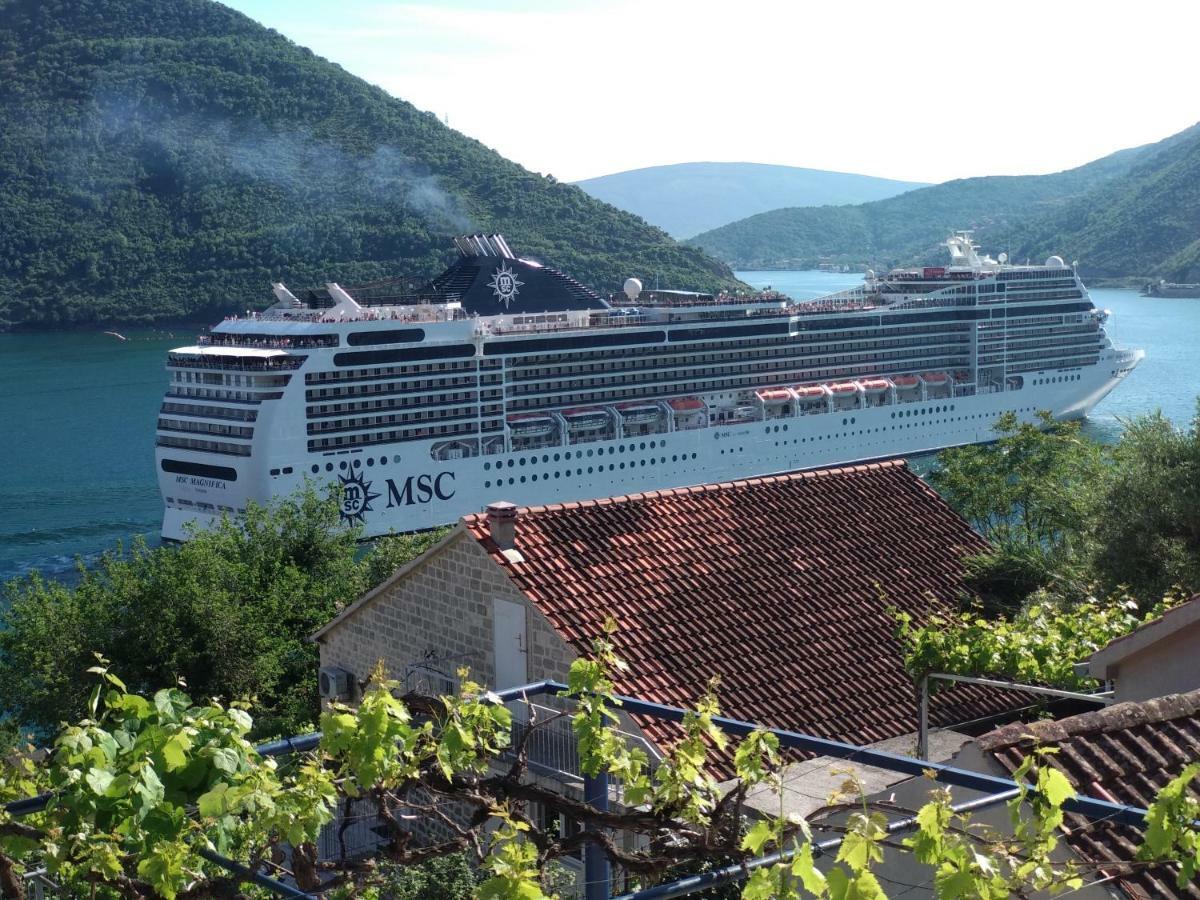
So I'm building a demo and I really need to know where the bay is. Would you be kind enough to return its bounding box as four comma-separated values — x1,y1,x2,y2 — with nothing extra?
2,274,1197,582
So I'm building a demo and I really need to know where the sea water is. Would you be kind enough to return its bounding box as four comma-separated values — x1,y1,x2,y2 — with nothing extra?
1,276,1197,582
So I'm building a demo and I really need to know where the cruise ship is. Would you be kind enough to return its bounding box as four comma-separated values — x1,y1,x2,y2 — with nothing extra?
156,233,1143,541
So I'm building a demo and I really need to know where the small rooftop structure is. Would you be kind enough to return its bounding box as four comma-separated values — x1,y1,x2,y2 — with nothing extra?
1089,596,1200,702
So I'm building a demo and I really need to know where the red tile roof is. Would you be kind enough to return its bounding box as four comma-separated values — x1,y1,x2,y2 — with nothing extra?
464,461,1016,773
980,690,1200,899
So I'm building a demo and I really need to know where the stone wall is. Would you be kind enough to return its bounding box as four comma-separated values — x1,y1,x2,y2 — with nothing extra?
317,529,577,699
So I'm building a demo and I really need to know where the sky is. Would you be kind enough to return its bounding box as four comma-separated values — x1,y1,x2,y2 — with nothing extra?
222,0,1200,185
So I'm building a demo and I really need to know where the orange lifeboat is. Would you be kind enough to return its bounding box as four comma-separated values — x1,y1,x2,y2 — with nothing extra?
756,388,794,404
827,382,859,395
892,375,920,388
858,378,890,393
792,385,829,400
669,397,705,412
921,372,950,385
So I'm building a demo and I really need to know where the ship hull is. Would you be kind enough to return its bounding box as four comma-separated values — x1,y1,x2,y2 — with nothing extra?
158,346,1141,541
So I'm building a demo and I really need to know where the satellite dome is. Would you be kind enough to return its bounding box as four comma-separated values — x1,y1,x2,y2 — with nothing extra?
623,277,642,301
998,252,1008,264
1046,255,1066,269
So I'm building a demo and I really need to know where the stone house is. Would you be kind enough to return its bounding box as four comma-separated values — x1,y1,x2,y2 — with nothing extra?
313,460,1017,771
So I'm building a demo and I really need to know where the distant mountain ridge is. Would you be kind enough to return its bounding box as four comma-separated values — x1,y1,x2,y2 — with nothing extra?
688,124,1200,279
0,0,740,330
575,162,927,238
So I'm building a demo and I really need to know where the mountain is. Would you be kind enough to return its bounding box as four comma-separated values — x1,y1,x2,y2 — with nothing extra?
0,0,740,330
688,126,1200,273
1010,125,1200,281
575,162,927,239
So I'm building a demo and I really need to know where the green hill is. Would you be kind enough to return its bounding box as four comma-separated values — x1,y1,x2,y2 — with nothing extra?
575,162,927,238
688,126,1200,272
0,0,740,330
1010,126,1200,281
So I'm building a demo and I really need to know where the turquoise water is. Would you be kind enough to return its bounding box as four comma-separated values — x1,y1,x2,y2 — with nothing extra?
1,329,187,581
2,275,1197,581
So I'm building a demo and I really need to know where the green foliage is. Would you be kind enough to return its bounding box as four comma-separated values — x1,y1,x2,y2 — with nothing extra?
928,411,1103,609
365,852,482,900
42,662,336,898
0,485,442,740
1139,763,1200,887
0,649,1196,897
563,622,651,805
1088,406,1200,602
894,591,1184,687
0,0,739,330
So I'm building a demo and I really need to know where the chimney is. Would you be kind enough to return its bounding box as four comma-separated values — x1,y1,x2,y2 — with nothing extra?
486,501,519,552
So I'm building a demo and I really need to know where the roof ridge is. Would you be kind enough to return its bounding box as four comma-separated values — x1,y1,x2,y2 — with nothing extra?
978,687,1200,751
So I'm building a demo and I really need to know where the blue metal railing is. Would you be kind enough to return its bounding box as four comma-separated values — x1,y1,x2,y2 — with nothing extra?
0,679,1165,898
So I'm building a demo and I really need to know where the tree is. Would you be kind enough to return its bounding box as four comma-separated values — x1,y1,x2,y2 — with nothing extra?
0,486,446,741
0,642,1196,899
928,411,1104,610
1088,406,1200,603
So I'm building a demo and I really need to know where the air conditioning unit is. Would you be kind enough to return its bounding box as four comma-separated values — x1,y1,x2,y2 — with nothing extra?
319,666,354,701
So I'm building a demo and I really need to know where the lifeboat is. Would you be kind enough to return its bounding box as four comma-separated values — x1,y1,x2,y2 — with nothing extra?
792,385,829,400
507,413,556,437
921,372,950,385
616,402,662,426
892,375,920,389
827,382,860,396
755,387,795,405
858,378,890,393
562,407,610,431
668,397,705,412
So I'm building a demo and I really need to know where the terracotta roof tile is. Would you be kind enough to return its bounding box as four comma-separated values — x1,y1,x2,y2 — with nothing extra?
465,461,1014,777
980,690,1200,898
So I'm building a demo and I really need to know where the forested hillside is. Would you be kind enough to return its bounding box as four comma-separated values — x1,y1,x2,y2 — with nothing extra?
689,125,1200,273
0,0,739,330
1010,126,1200,281
575,162,926,238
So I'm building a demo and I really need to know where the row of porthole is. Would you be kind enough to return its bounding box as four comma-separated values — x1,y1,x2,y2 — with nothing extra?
1034,374,1080,385
483,452,700,489
296,404,1041,478
892,404,956,419
768,409,1037,446
485,440,667,470
311,453,402,474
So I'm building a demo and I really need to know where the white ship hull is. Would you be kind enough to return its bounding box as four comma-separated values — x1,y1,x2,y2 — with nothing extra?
159,346,1141,541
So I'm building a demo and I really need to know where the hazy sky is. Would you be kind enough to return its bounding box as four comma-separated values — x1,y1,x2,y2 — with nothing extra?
223,0,1199,184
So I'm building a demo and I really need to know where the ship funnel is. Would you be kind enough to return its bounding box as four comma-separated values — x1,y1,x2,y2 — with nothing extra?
453,233,517,259
271,283,302,308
